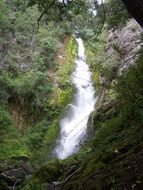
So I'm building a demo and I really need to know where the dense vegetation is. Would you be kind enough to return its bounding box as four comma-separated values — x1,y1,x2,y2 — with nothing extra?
1,0,143,190
0,0,77,167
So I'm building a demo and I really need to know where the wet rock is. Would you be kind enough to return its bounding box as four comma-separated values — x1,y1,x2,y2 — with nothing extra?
53,181,62,186
21,161,33,175
42,183,52,190
0,172,16,186
5,167,26,180
53,181,62,190
115,19,142,73
102,152,119,163
0,159,33,189
67,165,78,175
0,167,26,188
42,182,62,190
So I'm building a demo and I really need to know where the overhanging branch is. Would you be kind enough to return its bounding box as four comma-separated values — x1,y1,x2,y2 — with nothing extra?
37,0,56,31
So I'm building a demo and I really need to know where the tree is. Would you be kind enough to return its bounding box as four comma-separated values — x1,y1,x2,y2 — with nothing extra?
29,0,143,29
105,0,129,29
28,0,92,27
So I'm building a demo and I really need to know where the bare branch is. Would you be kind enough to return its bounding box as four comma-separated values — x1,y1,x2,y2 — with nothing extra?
37,0,56,31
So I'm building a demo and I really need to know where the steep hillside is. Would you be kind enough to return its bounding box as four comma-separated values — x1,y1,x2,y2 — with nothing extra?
0,1,77,189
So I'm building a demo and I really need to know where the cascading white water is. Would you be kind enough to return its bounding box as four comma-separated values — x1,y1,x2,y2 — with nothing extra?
54,38,96,160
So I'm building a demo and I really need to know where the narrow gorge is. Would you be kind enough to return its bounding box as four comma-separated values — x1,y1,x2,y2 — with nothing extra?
1,0,143,190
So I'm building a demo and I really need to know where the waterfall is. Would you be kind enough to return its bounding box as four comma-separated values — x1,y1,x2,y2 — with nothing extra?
54,38,96,160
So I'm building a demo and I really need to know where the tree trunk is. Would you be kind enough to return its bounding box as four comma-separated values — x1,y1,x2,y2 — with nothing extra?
122,0,143,27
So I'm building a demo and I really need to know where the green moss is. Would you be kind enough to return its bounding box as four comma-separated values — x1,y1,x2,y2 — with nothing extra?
36,159,62,182
21,177,42,190
0,138,28,159
44,119,60,146
58,37,77,86
56,87,74,107
0,107,29,159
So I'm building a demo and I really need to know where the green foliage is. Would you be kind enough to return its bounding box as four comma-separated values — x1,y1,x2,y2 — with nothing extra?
79,28,95,40
21,160,62,190
58,38,77,86
44,119,59,147
36,159,61,182
0,137,28,159
0,70,53,116
0,107,13,131
116,51,143,123
0,73,10,105
92,115,124,157
56,88,74,107
14,71,52,114
15,6,38,32
2,0,140,189
106,0,130,29
0,0,10,29
36,24,64,69
0,107,28,158
21,178,42,190
29,0,91,22
90,50,143,160
24,120,49,150
0,0,78,167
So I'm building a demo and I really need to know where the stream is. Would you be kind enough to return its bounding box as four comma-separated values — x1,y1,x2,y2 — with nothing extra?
54,38,96,160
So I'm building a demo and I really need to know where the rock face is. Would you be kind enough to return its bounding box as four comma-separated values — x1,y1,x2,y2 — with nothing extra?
108,19,142,74
97,19,142,107
87,19,143,146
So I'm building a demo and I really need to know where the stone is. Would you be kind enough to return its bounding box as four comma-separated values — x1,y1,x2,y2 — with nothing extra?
67,165,78,175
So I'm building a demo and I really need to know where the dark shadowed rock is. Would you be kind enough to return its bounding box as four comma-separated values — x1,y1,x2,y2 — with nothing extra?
10,156,29,161
67,165,78,175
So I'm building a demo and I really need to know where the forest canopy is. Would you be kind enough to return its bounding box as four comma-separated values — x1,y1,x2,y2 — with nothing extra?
28,0,143,27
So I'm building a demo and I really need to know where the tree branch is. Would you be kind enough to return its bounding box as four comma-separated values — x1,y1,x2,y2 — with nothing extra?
37,0,56,31
93,0,106,41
